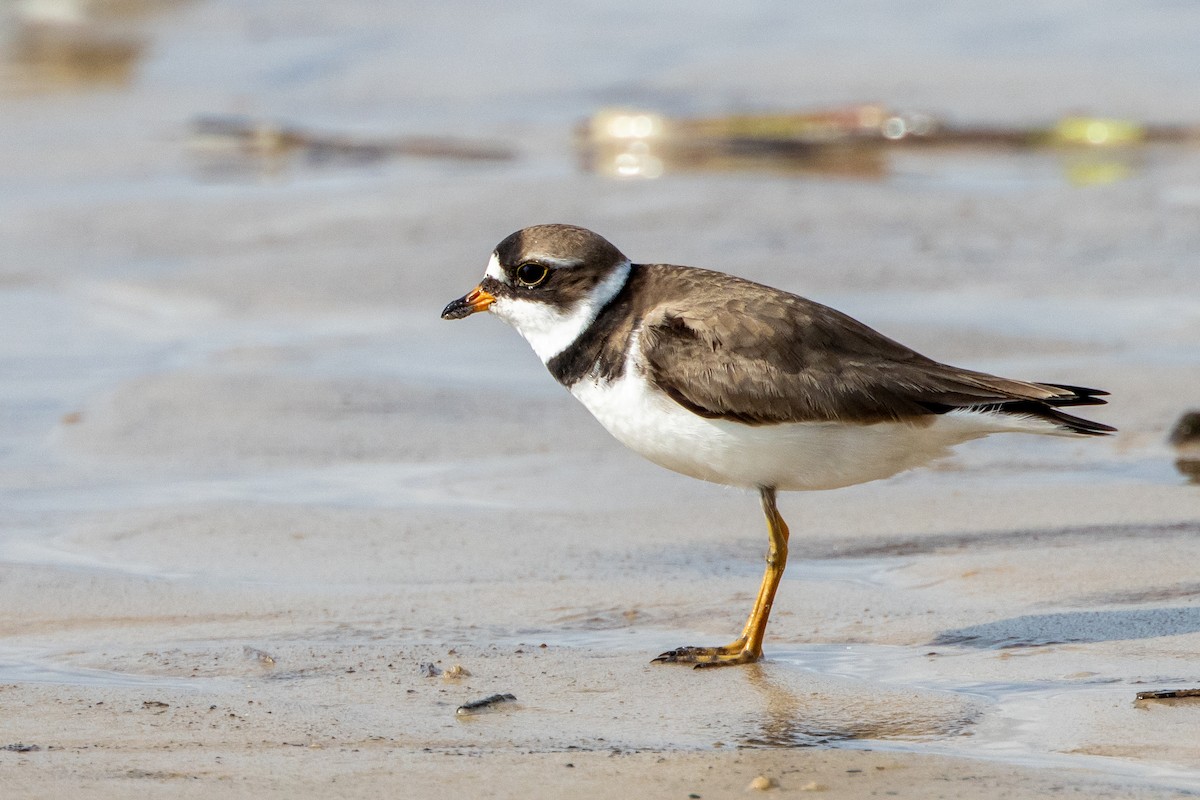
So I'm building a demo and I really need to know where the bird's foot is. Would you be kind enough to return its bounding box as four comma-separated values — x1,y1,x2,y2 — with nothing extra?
652,639,761,669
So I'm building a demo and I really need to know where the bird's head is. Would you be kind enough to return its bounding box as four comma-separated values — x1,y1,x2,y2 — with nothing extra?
441,224,632,363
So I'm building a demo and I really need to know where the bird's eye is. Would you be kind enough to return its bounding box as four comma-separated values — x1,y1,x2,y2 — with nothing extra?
515,262,549,287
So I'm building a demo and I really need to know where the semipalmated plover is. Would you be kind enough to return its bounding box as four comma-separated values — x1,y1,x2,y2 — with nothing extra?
442,224,1114,668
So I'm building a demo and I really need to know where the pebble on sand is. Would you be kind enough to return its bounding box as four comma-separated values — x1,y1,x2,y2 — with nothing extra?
747,775,777,791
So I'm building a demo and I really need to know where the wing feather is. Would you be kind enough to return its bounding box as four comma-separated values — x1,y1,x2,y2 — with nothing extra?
636,267,1112,434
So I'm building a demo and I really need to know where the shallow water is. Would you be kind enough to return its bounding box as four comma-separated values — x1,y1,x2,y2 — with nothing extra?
0,646,204,690
780,645,1200,791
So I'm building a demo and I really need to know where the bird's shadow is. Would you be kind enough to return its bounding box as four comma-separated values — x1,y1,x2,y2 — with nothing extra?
931,605,1200,648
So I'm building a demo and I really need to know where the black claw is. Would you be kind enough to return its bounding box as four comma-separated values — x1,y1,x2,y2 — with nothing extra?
652,647,694,664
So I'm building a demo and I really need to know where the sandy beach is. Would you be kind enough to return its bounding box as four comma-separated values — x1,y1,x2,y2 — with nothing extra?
3,1,1200,797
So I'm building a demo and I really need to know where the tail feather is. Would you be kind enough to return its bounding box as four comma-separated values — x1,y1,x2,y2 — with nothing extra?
1039,383,1110,408
966,383,1116,435
922,382,1116,435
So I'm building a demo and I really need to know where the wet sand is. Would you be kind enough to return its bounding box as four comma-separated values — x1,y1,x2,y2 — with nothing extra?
3,1,1200,797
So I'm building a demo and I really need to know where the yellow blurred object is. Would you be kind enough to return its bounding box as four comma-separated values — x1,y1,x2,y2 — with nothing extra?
576,105,1200,182
579,104,912,148
1051,117,1145,147
1062,158,1137,186
576,105,894,180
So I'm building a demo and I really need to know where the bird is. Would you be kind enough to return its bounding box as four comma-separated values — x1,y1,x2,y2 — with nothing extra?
441,224,1114,668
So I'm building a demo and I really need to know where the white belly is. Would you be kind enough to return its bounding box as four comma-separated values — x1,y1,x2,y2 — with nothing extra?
569,369,1056,492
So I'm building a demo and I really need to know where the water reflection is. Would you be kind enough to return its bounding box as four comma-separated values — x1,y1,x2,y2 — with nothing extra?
1169,411,1200,485
739,661,975,748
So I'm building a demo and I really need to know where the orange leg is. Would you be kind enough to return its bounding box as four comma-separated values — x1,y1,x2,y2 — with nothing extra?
653,487,790,669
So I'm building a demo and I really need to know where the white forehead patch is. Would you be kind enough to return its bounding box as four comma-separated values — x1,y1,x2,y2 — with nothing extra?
484,252,506,283
489,260,631,364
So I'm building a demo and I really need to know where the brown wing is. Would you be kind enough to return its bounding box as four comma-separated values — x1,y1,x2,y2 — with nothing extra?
637,267,1112,433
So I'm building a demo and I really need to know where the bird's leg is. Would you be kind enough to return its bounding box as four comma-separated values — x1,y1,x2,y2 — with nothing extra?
653,487,790,668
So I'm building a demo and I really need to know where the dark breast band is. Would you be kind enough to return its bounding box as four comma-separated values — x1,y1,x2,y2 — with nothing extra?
546,265,644,387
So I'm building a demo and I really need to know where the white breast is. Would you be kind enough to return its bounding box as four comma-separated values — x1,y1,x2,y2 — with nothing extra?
569,347,1060,492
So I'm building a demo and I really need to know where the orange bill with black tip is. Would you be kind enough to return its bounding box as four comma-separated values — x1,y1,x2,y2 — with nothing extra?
441,284,495,320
